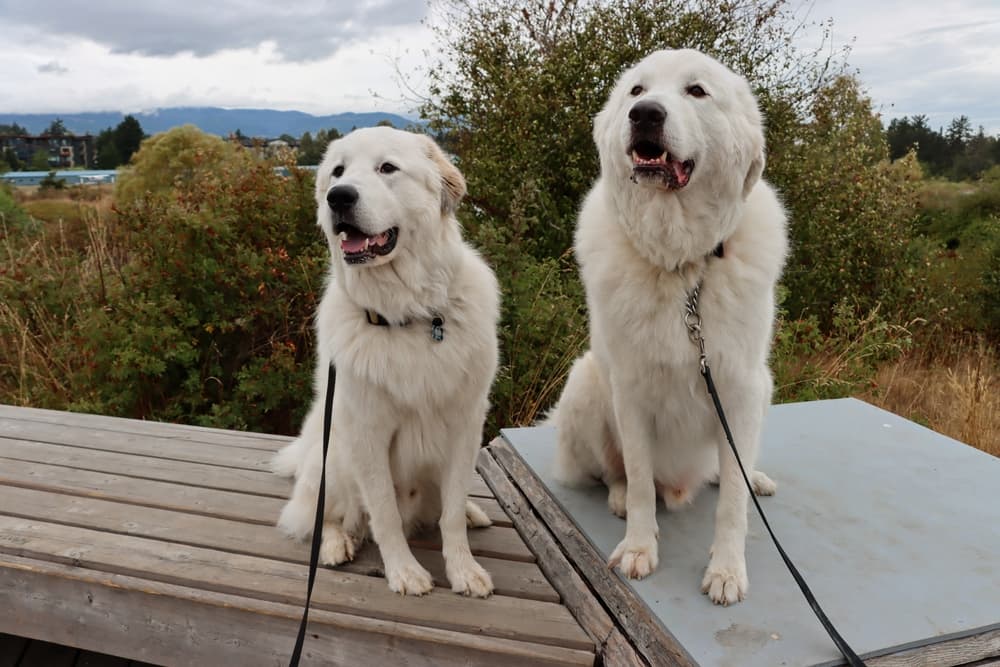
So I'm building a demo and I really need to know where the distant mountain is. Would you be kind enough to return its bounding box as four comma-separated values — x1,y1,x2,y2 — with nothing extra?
0,107,421,138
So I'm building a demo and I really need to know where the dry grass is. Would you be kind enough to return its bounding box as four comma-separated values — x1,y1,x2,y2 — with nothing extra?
0,189,121,406
860,340,999,456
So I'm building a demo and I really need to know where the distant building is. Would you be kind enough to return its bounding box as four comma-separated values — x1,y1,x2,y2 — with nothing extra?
0,169,116,186
0,133,96,169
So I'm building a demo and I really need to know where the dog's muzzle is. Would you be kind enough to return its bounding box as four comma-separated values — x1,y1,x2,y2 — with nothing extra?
627,100,694,190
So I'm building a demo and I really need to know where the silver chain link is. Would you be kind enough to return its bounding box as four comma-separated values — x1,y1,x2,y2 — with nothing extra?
683,283,708,374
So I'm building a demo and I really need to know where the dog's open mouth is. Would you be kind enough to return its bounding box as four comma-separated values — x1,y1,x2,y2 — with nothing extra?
335,223,399,264
630,140,695,189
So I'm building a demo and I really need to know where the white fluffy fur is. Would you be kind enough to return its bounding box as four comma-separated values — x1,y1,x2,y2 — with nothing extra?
273,127,499,597
549,49,788,605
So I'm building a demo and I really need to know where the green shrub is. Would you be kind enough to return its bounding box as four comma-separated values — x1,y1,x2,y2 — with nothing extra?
0,127,327,434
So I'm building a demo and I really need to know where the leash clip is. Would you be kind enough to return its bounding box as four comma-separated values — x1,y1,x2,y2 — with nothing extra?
684,285,707,374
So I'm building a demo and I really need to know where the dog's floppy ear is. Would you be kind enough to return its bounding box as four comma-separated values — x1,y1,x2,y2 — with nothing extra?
743,146,764,199
423,136,466,213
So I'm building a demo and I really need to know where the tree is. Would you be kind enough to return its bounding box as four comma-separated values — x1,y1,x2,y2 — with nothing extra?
767,76,921,324
0,123,28,135
945,115,972,155
45,118,69,136
95,128,121,169
297,127,342,165
114,115,145,165
1,148,20,171
115,125,255,205
30,149,51,170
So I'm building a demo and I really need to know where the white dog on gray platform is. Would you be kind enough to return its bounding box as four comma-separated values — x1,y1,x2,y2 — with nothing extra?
549,49,788,605
273,127,499,597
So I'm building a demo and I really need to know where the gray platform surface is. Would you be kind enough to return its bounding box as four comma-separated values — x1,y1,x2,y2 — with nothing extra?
501,398,1000,667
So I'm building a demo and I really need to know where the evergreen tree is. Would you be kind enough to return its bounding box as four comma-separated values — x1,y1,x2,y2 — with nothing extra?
114,115,145,165
45,118,69,136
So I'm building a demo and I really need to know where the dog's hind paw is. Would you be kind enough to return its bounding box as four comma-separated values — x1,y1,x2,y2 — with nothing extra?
386,560,434,596
609,537,658,579
464,500,493,528
270,439,303,478
607,481,627,518
701,561,749,605
751,470,776,496
319,524,356,566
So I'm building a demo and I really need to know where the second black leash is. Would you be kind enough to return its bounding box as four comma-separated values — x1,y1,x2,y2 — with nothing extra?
686,285,867,667
289,363,336,667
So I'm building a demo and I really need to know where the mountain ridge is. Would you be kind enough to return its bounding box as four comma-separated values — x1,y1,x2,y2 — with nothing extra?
0,107,420,138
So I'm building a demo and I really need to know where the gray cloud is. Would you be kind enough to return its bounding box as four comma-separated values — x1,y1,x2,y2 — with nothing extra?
37,60,68,74
0,0,427,61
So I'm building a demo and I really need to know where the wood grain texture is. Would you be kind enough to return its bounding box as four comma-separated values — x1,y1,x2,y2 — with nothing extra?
0,516,586,650
0,485,551,601
478,445,647,667
0,553,594,667
489,438,698,667
865,627,1000,667
0,437,289,497
0,404,290,448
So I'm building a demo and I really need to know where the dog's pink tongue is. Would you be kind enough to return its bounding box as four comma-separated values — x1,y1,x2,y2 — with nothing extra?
341,236,368,253
672,160,689,187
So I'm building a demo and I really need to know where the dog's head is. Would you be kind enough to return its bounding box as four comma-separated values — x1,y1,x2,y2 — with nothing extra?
315,127,466,269
594,49,765,202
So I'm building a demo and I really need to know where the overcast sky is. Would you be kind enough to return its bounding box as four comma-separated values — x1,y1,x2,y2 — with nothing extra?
1,1,998,134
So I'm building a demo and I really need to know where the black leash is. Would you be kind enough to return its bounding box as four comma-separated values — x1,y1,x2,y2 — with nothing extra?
289,363,336,667
685,286,866,667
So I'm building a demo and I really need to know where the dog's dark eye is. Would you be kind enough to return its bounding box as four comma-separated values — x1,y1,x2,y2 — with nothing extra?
629,85,644,96
687,84,708,98
379,162,399,174
332,165,344,178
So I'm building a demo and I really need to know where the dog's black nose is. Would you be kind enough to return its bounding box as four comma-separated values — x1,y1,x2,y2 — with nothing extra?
327,185,359,212
628,100,667,128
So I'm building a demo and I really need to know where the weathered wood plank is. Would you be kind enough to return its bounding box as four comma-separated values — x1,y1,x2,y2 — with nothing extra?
491,437,697,667
0,485,549,600
0,553,594,666
0,421,276,471
0,404,289,449
0,516,587,650
478,446,648,667
0,456,511,527
865,627,1000,667
0,438,289,497
0,457,284,524
470,471,493,498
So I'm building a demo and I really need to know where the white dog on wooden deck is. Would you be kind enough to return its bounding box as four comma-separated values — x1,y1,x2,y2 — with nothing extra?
272,127,499,598
548,49,788,605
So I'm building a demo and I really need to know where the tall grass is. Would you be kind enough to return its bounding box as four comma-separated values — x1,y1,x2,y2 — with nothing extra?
862,340,999,456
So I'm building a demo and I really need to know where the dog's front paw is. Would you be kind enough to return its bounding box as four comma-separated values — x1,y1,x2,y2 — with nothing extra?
465,500,493,528
608,537,658,579
447,557,494,598
385,560,434,596
319,525,356,566
701,558,748,605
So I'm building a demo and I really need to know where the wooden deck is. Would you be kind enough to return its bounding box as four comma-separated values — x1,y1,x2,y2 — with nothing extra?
0,405,598,666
